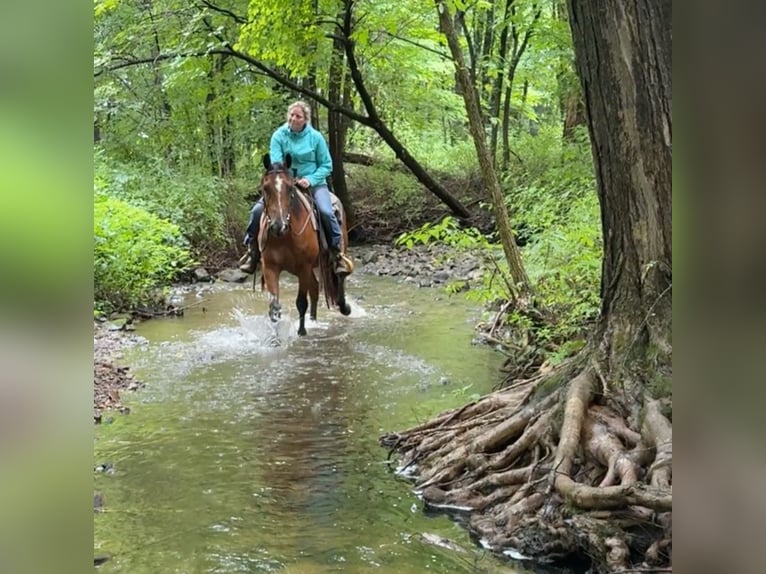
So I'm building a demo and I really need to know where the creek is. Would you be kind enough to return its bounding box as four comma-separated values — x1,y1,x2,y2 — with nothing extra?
94,273,534,573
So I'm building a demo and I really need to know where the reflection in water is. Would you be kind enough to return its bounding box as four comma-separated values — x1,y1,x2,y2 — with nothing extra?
94,275,534,573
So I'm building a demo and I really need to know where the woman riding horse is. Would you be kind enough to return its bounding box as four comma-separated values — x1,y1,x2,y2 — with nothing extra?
256,154,352,335
240,100,352,277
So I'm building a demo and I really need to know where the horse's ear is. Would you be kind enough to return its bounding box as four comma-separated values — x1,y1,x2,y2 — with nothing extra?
262,153,271,171
284,154,292,169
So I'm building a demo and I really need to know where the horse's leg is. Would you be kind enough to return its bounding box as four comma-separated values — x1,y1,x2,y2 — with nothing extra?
309,269,319,321
295,275,309,336
336,212,352,316
263,266,281,322
335,274,351,316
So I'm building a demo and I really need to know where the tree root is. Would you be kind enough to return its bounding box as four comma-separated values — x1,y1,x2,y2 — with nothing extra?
381,360,673,573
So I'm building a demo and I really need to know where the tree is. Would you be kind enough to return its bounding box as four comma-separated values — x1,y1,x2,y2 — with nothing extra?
382,1,672,571
95,0,474,219
437,0,532,296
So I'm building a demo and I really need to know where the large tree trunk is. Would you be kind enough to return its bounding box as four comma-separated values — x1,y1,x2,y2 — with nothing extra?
382,1,672,572
571,0,672,360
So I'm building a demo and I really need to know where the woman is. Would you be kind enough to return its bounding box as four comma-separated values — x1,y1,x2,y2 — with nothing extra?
240,101,351,275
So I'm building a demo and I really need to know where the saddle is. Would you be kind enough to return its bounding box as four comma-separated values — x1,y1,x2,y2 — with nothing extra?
257,190,352,273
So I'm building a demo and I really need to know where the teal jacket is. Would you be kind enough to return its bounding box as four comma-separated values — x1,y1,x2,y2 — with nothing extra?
269,123,333,187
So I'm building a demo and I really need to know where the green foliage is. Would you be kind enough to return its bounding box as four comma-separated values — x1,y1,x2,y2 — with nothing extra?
395,216,490,250
393,126,601,361
238,0,326,77
347,162,425,212
506,126,602,346
94,193,196,315
94,151,228,254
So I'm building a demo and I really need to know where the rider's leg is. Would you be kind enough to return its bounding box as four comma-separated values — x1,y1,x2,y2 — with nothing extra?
312,185,342,250
239,200,264,273
312,185,351,275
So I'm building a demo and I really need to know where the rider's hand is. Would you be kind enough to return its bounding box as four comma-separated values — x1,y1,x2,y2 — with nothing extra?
296,178,310,189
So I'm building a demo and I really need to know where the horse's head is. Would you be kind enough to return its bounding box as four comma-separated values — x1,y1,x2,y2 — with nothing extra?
260,153,299,237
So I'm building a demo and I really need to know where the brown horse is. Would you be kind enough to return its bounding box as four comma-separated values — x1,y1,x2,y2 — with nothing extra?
257,153,352,335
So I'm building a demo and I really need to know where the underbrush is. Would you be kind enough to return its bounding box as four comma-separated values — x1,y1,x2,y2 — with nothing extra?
94,150,237,256
396,126,601,371
93,150,256,313
94,193,195,316
345,141,484,241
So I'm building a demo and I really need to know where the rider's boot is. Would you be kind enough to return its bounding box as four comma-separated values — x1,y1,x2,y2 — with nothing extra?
330,245,353,276
239,244,260,274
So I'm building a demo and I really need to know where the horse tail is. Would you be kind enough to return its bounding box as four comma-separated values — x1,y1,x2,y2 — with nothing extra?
318,248,338,310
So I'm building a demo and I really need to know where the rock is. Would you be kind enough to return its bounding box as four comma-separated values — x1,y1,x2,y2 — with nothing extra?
217,268,250,283
193,267,211,282
348,244,488,292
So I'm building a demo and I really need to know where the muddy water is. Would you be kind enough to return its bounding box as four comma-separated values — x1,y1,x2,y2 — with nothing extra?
94,274,533,573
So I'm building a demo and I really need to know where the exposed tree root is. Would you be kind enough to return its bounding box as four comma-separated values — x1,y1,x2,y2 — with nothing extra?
381,356,672,573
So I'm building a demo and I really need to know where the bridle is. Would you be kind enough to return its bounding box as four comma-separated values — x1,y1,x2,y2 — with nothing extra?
262,169,311,237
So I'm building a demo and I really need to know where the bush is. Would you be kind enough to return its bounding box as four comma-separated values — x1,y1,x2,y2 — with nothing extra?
94,193,195,315
506,125,602,345
94,151,228,254
395,215,490,250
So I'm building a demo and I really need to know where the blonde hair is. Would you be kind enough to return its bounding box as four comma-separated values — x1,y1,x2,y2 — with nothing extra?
286,101,312,124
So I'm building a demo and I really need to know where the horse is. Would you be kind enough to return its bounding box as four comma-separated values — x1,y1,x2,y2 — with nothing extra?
257,153,352,336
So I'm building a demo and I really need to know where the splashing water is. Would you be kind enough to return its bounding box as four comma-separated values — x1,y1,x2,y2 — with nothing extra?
231,307,298,347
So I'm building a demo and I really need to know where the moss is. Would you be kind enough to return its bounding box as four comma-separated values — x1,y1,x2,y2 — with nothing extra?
533,370,569,400
647,373,672,400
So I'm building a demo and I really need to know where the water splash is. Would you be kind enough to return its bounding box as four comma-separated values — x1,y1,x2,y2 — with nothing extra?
231,307,297,348
343,296,367,318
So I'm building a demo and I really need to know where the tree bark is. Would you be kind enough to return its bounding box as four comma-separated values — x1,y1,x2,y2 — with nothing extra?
569,0,672,381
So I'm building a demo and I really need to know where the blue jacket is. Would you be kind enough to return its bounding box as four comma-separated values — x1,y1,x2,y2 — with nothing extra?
269,123,333,187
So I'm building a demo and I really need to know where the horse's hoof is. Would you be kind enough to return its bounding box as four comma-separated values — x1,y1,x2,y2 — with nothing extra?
339,302,352,316
298,327,307,336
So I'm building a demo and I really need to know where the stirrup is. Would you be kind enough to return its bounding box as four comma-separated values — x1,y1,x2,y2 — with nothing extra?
332,251,353,276
238,247,259,273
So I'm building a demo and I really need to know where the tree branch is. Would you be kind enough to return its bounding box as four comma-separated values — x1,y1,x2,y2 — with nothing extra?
197,0,247,24
378,30,451,60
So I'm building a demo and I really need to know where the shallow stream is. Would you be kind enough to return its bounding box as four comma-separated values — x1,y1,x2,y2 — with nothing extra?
94,274,535,573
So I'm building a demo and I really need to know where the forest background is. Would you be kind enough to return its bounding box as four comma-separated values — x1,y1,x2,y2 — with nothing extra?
1,1,763,574
93,0,601,355
91,2,678,572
